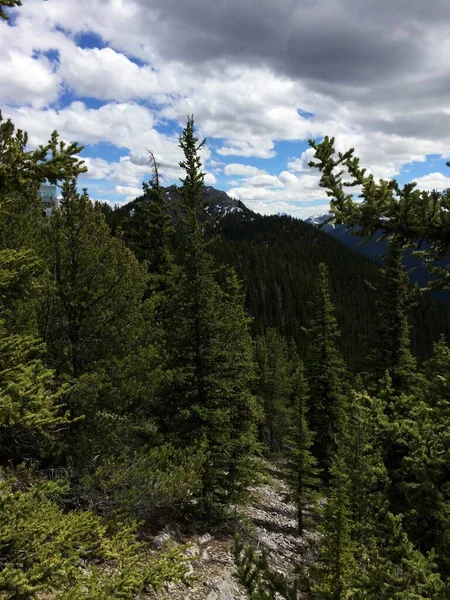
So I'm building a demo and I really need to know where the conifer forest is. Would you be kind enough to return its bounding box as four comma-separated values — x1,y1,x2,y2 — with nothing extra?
3,2,450,599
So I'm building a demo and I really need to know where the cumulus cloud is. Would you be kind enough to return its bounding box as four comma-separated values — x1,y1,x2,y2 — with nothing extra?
413,172,450,191
3,0,450,215
204,172,217,185
226,165,326,217
224,164,269,177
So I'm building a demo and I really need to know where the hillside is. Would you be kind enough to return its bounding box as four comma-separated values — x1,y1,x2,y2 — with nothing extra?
305,213,450,305
212,210,450,371
104,185,450,372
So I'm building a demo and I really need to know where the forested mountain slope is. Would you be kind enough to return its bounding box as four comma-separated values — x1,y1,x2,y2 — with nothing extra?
107,188,450,372
212,211,450,371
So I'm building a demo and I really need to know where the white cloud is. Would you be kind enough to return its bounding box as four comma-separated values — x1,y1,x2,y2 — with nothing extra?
3,0,450,218
81,157,113,179
113,185,143,197
244,174,283,188
0,48,61,108
288,148,317,172
227,167,327,217
413,172,450,191
58,46,180,103
204,172,217,184
224,163,269,177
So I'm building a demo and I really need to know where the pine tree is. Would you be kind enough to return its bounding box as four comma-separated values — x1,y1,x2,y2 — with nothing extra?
165,117,258,518
0,111,86,251
254,328,292,453
308,135,450,290
311,444,357,600
305,262,349,479
0,0,21,21
392,339,450,577
370,241,418,392
42,180,154,473
284,364,320,534
43,179,148,379
125,151,175,302
0,247,69,464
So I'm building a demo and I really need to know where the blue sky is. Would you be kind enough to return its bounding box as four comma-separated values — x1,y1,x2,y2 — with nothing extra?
2,0,450,219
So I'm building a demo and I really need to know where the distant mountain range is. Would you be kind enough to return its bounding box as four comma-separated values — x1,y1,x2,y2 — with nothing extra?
304,212,450,305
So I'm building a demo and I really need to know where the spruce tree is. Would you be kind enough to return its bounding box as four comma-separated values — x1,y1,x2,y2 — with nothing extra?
125,151,175,301
284,363,320,534
311,444,357,600
392,339,450,577
43,179,148,379
305,262,349,479
165,116,258,518
42,180,154,473
254,328,292,453
370,241,418,392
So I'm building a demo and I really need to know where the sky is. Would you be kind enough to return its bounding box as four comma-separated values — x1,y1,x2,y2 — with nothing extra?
2,0,450,219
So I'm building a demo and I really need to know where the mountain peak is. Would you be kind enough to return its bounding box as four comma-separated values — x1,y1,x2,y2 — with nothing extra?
304,212,336,230
162,184,247,219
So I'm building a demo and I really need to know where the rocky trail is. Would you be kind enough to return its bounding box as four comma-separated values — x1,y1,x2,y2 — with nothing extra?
151,463,319,599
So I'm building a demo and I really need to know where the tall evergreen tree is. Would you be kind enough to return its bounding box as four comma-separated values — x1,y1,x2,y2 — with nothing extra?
305,262,349,479
313,389,444,599
393,339,450,577
284,363,320,534
370,241,418,392
311,445,357,600
41,180,156,473
125,151,175,300
165,117,258,518
254,328,292,453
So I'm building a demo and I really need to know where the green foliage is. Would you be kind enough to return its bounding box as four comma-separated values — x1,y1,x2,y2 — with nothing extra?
390,338,450,577
370,241,418,391
0,469,192,599
0,111,86,251
0,245,70,462
0,0,21,21
163,117,259,518
43,180,148,379
233,535,299,600
305,263,349,479
124,151,175,303
254,327,293,453
284,364,320,534
0,325,69,462
81,443,205,524
311,388,445,599
308,135,450,290
311,446,358,600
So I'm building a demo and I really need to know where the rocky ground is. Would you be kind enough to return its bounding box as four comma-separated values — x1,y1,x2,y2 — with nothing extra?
151,463,320,600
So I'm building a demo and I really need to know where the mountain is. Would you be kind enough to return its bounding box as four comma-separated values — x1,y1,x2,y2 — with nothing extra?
102,187,450,370
305,212,450,305
102,184,247,229
163,184,247,219
213,211,450,371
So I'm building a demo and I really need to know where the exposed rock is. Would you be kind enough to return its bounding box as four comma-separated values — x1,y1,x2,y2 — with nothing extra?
198,533,213,545
152,462,319,599
152,531,171,550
